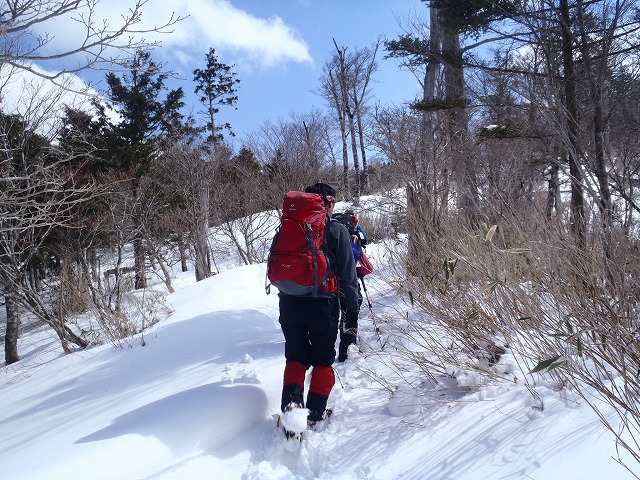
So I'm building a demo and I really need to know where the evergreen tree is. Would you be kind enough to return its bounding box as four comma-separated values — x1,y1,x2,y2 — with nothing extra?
101,49,186,289
103,50,186,176
193,48,240,143
428,0,523,36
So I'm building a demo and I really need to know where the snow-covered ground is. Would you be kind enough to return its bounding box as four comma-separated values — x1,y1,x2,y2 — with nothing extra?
1,239,637,479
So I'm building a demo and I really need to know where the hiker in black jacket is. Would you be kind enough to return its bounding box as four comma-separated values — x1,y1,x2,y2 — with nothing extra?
332,210,366,362
279,183,360,426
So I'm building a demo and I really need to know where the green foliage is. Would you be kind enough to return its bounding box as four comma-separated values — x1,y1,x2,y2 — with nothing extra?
193,48,240,142
0,109,99,293
384,35,431,65
529,355,567,374
264,148,289,180
477,119,525,140
0,112,49,173
436,258,458,294
57,105,108,176
102,49,186,176
219,147,261,186
412,97,469,112
235,147,261,174
443,257,457,280
426,0,524,36
549,316,585,358
529,316,589,374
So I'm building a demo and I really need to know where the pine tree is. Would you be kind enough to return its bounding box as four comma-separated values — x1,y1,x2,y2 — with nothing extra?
102,50,186,289
193,48,240,143
104,50,185,175
428,0,523,37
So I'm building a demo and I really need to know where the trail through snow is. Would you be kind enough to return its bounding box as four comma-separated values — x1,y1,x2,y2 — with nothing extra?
0,253,636,479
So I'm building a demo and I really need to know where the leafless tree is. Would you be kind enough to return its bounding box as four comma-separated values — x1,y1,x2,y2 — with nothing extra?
1,130,98,358
206,144,278,265
154,137,214,282
608,62,640,236
377,1,640,469
318,57,351,199
371,104,451,275
318,39,380,203
1,0,182,362
246,115,333,198
0,0,183,87
340,39,381,197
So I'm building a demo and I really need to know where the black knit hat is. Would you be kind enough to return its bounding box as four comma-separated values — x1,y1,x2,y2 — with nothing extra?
304,182,336,205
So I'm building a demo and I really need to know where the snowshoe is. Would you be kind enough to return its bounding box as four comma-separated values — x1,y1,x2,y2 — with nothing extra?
278,402,308,452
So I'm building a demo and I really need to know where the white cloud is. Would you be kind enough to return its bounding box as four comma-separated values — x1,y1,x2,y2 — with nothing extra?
0,65,106,138
166,0,313,69
28,0,313,71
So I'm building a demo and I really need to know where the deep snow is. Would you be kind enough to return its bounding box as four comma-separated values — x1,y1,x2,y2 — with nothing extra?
1,242,637,480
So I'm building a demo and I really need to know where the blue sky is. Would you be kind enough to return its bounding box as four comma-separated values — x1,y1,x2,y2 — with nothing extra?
9,0,427,145
141,0,426,145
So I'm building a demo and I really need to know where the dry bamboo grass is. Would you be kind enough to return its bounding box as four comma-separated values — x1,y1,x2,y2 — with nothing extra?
378,208,640,467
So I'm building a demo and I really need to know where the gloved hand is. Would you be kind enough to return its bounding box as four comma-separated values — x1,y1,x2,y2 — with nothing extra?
339,310,359,363
345,309,359,326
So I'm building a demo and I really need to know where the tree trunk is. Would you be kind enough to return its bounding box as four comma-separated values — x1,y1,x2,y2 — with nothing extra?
52,321,88,354
178,235,189,272
333,40,355,201
133,235,147,290
355,105,369,195
407,3,443,274
209,95,217,141
577,0,613,258
347,110,361,204
4,288,20,365
303,121,320,178
110,245,125,312
560,0,586,248
340,120,350,200
545,160,561,218
131,178,147,289
442,29,477,222
328,69,350,199
423,3,443,213
146,237,175,293
87,248,102,290
194,176,212,281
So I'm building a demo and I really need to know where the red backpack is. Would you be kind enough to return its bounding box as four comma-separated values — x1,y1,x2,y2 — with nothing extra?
266,191,338,296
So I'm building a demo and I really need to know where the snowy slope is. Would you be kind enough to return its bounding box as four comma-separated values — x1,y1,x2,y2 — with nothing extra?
0,246,636,480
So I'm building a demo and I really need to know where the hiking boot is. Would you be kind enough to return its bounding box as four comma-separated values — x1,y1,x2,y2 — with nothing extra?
338,339,356,362
307,408,332,431
280,401,307,432
306,390,329,423
337,340,350,362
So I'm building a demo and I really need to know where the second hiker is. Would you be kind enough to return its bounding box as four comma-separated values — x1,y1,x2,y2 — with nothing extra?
270,182,360,426
332,209,368,362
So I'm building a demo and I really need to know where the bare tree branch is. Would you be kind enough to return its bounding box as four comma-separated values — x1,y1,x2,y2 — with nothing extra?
0,0,185,87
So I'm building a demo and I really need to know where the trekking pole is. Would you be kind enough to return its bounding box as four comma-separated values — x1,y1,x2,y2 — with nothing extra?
333,366,345,389
359,276,373,310
359,277,384,349
360,276,373,312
